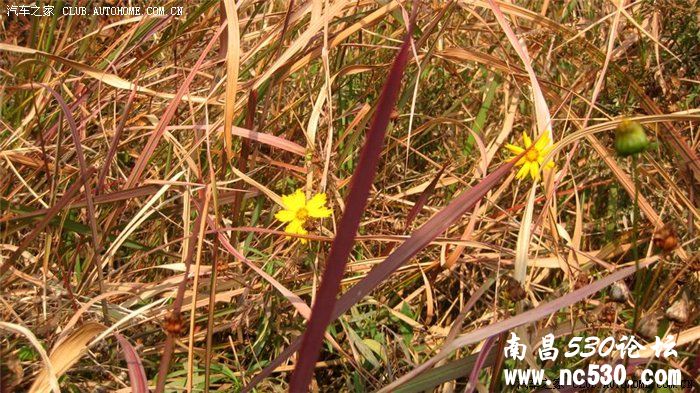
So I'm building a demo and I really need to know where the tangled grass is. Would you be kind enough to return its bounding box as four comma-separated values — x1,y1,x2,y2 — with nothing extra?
1,0,698,391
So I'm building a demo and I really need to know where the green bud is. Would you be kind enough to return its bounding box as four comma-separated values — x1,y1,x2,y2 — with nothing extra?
614,119,649,157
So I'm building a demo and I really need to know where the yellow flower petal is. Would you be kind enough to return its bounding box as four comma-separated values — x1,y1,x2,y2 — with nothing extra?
505,144,524,154
516,163,530,179
502,131,556,182
276,189,333,243
530,163,540,181
308,207,331,218
285,219,308,235
306,193,332,218
275,209,296,222
285,220,308,244
540,145,554,158
281,188,306,211
534,133,549,151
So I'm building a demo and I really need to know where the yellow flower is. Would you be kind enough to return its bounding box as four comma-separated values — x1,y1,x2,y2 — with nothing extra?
275,189,332,243
505,132,555,181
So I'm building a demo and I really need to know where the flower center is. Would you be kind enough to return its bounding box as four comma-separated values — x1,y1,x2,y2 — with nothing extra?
295,207,309,221
525,149,539,162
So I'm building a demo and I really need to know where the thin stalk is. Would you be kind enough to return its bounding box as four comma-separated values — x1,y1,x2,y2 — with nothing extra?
631,155,641,332
205,119,226,392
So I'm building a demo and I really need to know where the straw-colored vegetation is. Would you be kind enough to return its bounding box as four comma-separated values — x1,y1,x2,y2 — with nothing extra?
1,1,698,392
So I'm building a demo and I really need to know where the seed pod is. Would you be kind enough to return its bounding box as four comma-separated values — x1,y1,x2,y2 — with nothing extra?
599,303,617,324
504,277,527,302
637,314,659,340
665,293,689,324
163,311,185,336
614,119,649,157
609,281,630,303
653,225,679,253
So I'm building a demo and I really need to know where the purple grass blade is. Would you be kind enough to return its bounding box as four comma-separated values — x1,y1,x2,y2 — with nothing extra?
115,333,149,393
97,86,137,194
378,258,658,391
464,335,497,393
1,185,161,223
37,83,107,319
331,159,517,319
405,163,448,229
243,156,521,392
288,24,416,392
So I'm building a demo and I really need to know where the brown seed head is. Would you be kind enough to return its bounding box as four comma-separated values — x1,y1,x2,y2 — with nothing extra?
653,225,679,253
163,311,184,336
599,303,617,324
390,108,400,120
504,277,527,302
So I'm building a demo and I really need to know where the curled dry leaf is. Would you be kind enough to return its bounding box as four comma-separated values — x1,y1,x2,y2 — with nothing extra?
665,293,689,324
29,322,105,393
0,322,60,393
637,314,660,340
115,334,149,393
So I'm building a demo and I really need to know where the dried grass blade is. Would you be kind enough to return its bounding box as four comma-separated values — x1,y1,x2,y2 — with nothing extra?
29,322,105,393
486,0,551,136
97,86,137,194
1,185,162,223
103,172,183,264
222,1,240,160
226,125,305,156
513,184,537,283
0,43,209,103
0,167,93,277
229,166,283,206
284,2,401,80
153,188,206,393
0,322,60,393
252,0,349,90
126,23,225,188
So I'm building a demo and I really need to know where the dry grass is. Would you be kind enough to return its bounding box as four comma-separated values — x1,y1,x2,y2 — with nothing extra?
1,0,699,392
